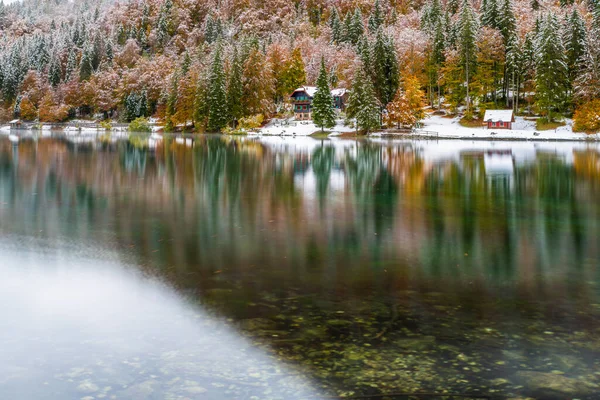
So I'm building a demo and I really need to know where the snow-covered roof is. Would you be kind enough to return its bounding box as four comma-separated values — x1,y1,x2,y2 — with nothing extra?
292,86,317,97
483,110,514,122
331,88,348,97
9,119,20,124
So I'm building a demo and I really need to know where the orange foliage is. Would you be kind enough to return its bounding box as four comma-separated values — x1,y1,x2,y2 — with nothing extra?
19,97,38,120
39,93,70,122
573,100,600,133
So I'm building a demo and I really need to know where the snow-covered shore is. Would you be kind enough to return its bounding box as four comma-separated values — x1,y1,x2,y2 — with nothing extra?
401,115,600,141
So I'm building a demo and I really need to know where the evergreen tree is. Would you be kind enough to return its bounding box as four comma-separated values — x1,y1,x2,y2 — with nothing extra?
330,8,342,44
65,49,77,81
565,9,587,83
105,40,114,62
531,0,540,10
347,67,380,133
457,0,479,112
207,44,229,132
312,58,336,131
372,30,400,109
79,47,93,81
481,0,499,29
368,0,385,33
348,8,364,45
575,6,600,102
448,0,460,14
498,0,516,44
48,54,61,87
535,13,569,119
194,73,209,128
227,48,244,126
342,12,353,43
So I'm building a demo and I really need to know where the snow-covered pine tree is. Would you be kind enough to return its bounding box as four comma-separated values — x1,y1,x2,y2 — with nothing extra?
79,46,93,80
207,44,229,132
574,6,600,102
457,0,479,113
565,9,587,84
227,48,244,127
330,8,342,44
498,0,516,44
368,0,385,33
48,53,62,87
347,66,380,133
372,30,399,110
349,8,364,45
312,58,336,131
341,12,353,44
535,13,569,119
481,0,499,29
65,49,77,81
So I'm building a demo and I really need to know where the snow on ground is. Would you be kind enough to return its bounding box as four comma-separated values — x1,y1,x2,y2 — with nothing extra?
403,114,600,141
254,118,355,136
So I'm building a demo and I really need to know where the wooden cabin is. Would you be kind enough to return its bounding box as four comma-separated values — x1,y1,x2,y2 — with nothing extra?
9,119,22,129
290,86,317,121
290,86,349,120
483,110,515,130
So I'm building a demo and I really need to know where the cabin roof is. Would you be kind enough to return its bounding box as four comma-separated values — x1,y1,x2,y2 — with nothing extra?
331,88,348,97
291,86,318,98
483,110,514,122
9,119,20,124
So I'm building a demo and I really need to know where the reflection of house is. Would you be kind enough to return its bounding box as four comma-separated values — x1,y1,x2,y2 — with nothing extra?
290,86,348,121
484,152,515,176
483,110,514,130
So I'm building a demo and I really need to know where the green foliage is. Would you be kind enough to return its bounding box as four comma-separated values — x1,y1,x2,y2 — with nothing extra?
347,67,380,133
207,44,229,132
372,30,400,109
312,58,336,131
128,117,152,133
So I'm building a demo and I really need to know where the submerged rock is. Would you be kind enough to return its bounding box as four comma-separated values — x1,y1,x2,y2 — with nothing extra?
516,371,599,399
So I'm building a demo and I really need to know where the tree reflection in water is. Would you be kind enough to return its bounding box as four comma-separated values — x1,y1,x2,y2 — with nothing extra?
0,136,599,399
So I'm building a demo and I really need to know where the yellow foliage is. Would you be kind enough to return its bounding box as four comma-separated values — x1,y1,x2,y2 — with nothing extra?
20,97,38,121
573,100,600,133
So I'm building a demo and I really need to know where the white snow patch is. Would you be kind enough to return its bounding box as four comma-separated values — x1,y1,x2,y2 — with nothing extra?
255,118,355,136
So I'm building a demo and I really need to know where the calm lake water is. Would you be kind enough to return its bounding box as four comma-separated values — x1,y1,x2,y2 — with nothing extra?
1,135,599,400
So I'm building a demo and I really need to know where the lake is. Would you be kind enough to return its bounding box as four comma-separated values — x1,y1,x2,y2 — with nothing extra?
1,135,599,399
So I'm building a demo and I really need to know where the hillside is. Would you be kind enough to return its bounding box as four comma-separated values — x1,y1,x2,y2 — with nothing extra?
0,0,599,133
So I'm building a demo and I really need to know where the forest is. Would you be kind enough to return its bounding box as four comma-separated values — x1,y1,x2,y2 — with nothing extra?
0,0,599,133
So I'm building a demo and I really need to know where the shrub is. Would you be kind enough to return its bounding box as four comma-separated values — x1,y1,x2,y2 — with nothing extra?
536,117,565,131
100,120,113,131
573,100,600,133
237,114,264,131
128,117,152,133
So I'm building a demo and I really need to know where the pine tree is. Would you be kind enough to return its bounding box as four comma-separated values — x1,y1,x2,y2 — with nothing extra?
48,54,61,87
368,0,385,33
227,48,244,126
207,44,229,132
448,0,460,14
531,0,540,10
481,0,499,29
575,7,600,102
312,58,336,131
498,0,516,44
347,66,380,133
372,30,400,109
565,9,587,83
79,47,93,81
348,8,364,45
342,12,353,44
330,8,342,44
535,13,569,119
458,0,479,113
194,73,209,128
65,49,77,81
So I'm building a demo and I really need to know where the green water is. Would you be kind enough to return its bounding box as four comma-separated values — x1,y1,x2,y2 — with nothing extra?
0,136,599,399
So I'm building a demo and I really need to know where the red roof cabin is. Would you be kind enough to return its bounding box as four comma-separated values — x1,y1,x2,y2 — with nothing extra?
484,110,515,130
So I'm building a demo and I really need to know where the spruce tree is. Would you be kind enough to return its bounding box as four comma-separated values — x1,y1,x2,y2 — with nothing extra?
330,8,342,44
207,44,229,132
481,0,499,29
531,0,540,10
342,12,353,44
535,13,569,119
368,0,385,33
227,48,244,127
565,9,587,83
79,47,93,81
65,49,77,80
349,8,364,45
372,30,400,109
48,54,61,87
457,0,479,113
312,58,336,131
498,0,516,44
347,67,380,133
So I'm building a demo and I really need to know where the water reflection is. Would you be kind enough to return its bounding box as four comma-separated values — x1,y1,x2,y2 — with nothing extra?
0,136,600,399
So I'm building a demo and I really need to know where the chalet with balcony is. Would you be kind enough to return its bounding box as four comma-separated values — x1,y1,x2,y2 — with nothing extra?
290,86,349,120
290,86,317,121
483,110,515,130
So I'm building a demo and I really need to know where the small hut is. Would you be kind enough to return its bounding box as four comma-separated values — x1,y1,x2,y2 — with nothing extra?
483,110,515,130
9,119,22,129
